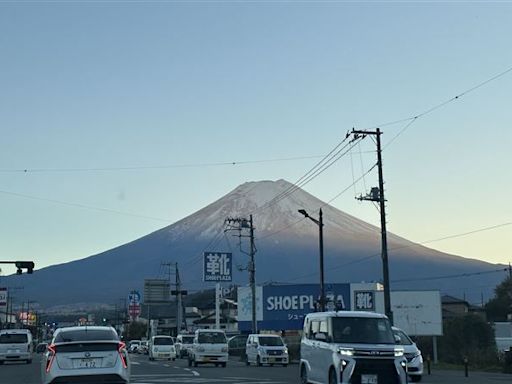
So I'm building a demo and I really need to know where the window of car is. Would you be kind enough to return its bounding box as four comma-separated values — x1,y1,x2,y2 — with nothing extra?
257,336,284,346
0,334,28,344
154,337,174,345
393,329,414,346
198,332,226,344
331,317,394,344
54,329,118,343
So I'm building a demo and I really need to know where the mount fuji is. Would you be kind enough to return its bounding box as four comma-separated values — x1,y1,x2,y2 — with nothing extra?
3,179,506,308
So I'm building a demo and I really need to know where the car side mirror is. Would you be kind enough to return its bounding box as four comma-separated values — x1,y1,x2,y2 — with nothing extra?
315,333,327,341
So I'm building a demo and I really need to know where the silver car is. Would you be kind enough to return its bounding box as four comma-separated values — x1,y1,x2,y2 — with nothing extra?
42,325,130,384
392,326,423,382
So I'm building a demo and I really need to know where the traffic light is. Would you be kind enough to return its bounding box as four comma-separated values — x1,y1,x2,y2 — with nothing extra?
15,261,35,274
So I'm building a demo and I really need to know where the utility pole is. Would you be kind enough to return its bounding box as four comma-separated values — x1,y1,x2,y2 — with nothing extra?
349,128,393,324
225,215,257,333
164,262,188,335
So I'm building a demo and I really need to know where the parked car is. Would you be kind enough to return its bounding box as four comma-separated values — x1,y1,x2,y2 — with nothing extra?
128,339,141,354
41,325,130,384
227,334,249,357
148,335,176,361
176,334,195,358
245,334,288,367
188,329,228,367
393,326,423,382
139,340,149,355
0,328,33,365
300,311,408,384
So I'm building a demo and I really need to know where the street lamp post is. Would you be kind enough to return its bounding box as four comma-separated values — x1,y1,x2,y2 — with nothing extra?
298,208,325,312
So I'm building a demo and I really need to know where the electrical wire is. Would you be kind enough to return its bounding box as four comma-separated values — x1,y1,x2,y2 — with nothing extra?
0,155,324,174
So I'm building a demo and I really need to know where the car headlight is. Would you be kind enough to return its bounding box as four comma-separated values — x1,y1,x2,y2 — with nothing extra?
283,347,289,354
338,348,354,356
394,349,404,357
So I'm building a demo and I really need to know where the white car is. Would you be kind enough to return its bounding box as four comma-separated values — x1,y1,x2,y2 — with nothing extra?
176,334,195,358
300,311,408,384
0,328,33,364
393,326,423,382
41,326,130,384
245,334,288,366
188,329,228,367
148,335,176,361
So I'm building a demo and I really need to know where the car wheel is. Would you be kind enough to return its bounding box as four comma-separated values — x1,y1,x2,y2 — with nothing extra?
0,361,3,365
328,367,337,384
257,356,262,367
245,355,250,366
300,365,309,384
27,359,32,364
222,362,226,368
410,375,422,382
193,358,198,367
188,357,192,367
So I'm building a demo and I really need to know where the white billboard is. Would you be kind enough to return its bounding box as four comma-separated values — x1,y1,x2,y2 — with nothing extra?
375,290,443,336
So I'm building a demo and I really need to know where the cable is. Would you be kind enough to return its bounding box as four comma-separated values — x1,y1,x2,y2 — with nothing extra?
0,189,172,222
0,155,324,174
392,268,508,284
380,64,512,148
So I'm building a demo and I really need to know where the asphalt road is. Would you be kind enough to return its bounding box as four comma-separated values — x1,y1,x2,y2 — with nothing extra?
1,353,511,384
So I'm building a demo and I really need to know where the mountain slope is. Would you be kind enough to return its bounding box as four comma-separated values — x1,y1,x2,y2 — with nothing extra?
3,179,505,307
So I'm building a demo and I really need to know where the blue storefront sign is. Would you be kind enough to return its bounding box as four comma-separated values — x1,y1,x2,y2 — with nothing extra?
238,283,351,331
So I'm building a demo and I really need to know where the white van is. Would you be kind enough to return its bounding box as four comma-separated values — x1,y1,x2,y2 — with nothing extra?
148,335,176,361
0,328,33,364
245,334,289,367
300,311,408,384
188,329,228,367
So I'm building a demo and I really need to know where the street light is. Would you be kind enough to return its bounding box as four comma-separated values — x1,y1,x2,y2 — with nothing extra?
298,208,325,312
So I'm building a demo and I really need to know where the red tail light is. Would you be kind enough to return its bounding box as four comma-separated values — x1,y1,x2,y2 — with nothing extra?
45,344,56,373
118,342,128,368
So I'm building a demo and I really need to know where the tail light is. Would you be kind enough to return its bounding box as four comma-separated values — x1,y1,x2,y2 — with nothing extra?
118,342,128,368
45,344,56,373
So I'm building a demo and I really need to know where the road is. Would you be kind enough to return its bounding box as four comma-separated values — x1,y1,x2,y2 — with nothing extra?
1,353,511,384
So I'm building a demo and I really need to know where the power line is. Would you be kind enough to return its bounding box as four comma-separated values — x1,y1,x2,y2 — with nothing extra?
0,189,172,222
0,155,324,174
392,268,508,284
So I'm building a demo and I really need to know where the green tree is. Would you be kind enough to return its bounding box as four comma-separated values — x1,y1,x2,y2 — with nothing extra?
485,275,512,322
439,314,497,367
124,321,147,341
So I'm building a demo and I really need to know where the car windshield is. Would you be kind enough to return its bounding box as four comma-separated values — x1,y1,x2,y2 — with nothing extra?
394,329,414,346
55,329,118,343
332,317,395,344
198,332,226,344
258,336,284,346
154,337,173,345
181,336,194,344
0,334,28,344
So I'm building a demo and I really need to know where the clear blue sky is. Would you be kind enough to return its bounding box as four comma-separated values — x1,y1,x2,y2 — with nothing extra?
0,1,511,272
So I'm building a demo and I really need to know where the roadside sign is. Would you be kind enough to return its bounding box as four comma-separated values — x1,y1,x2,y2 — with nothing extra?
128,304,141,317
128,290,141,305
0,287,7,306
354,291,375,311
203,252,232,282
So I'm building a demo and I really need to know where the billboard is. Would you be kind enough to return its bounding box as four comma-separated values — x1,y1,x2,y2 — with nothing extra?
203,252,232,282
374,290,443,336
238,284,351,331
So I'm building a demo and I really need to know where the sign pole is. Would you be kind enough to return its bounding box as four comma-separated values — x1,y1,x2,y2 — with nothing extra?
215,283,220,329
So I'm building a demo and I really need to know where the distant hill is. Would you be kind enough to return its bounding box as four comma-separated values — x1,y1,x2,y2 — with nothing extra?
2,179,506,308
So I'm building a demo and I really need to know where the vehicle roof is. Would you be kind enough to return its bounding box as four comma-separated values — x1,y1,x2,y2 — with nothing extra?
0,328,32,334
195,329,225,333
248,334,282,338
305,311,389,319
54,325,116,333
153,335,173,338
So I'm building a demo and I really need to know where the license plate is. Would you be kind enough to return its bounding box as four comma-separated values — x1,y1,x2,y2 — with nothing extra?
269,357,275,363
361,374,378,384
77,358,98,368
